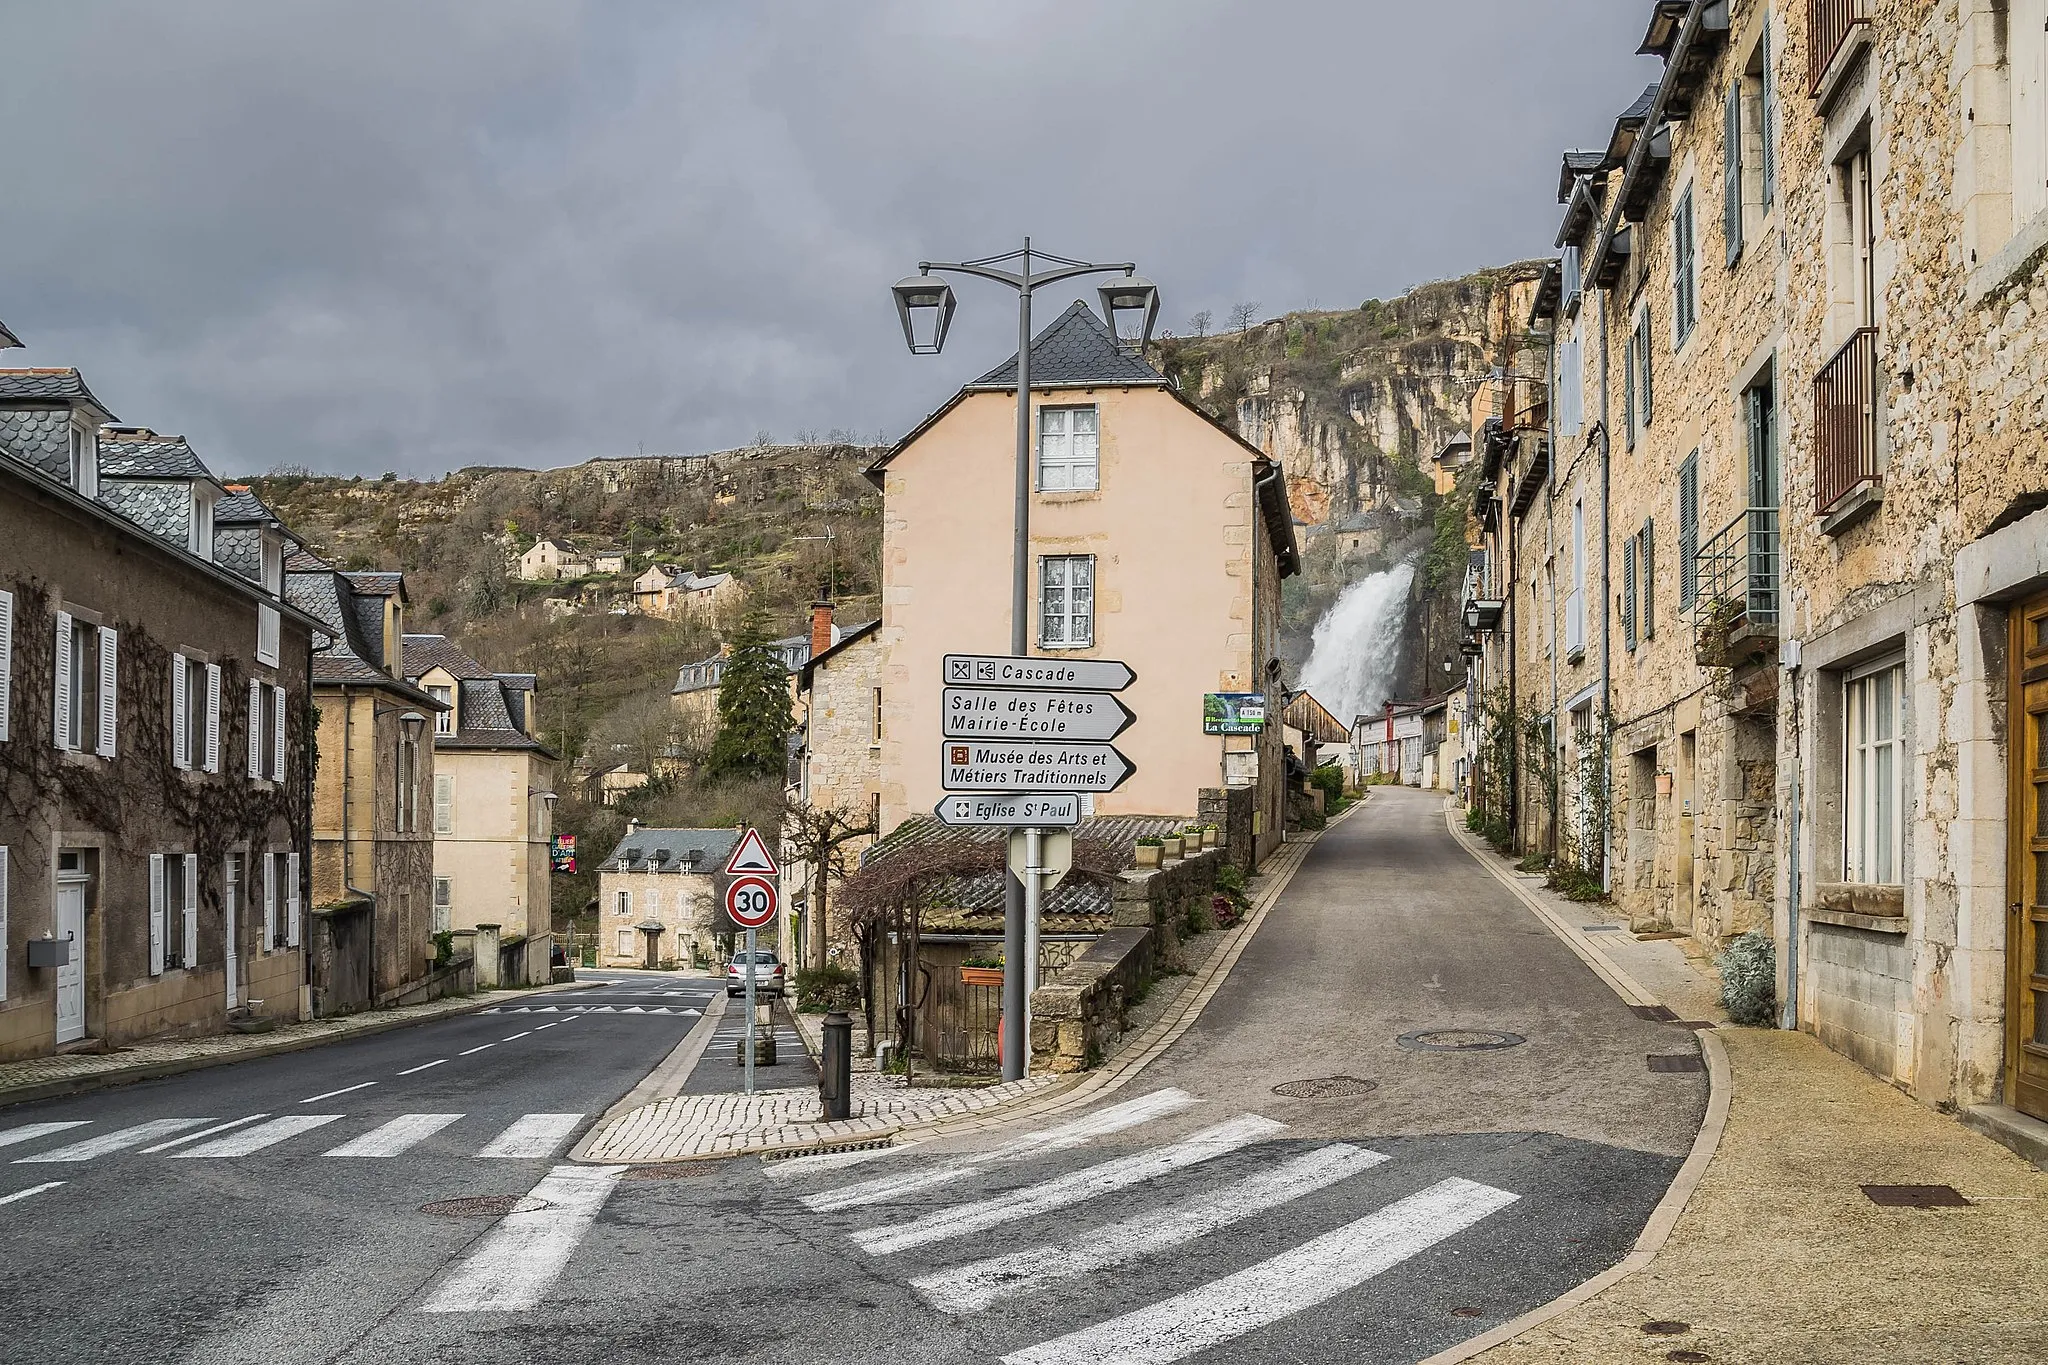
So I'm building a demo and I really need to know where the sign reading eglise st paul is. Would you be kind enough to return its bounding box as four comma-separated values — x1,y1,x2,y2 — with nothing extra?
941,686,1136,741
941,740,1136,794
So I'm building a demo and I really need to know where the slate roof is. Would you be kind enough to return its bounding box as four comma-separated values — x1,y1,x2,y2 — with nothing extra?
1557,150,1610,204
0,408,77,480
214,487,281,526
0,318,19,350
598,828,745,874
98,429,211,480
214,525,263,582
965,301,1169,391
99,481,193,544
403,633,552,753
403,633,493,681
798,619,880,689
285,565,437,695
0,368,109,406
672,633,815,694
344,571,405,597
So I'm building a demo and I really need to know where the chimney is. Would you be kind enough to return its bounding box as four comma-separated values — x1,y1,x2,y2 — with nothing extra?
627,817,643,836
809,598,834,660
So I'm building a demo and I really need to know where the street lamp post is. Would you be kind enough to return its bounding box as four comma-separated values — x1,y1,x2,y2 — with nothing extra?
894,239,1158,1082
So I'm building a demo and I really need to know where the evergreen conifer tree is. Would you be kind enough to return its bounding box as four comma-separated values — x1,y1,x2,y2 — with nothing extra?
707,612,795,781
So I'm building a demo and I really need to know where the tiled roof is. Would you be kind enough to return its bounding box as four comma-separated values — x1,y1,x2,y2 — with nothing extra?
403,633,549,753
286,565,429,692
344,571,404,597
98,428,211,480
403,633,494,681
856,813,1188,929
599,828,744,874
99,480,192,545
0,408,75,480
966,301,1169,390
215,487,279,525
0,368,107,406
286,547,332,572
214,525,262,583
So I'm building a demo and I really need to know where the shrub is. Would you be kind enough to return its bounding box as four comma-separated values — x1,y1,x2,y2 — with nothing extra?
432,931,453,969
1309,764,1345,802
1545,863,1605,902
1187,898,1216,933
1215,864,1247,897
792,962,861,1013
1716,931,1777,1025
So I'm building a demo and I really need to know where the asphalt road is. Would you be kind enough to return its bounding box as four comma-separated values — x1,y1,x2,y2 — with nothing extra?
1,792,1708,1364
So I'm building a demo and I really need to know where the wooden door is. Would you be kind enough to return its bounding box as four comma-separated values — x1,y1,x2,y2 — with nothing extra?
2010,591,2048,1121
224,855,240,1011
55,879,86,1045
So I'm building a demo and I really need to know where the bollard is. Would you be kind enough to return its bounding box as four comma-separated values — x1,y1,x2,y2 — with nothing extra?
820,1010,852,1120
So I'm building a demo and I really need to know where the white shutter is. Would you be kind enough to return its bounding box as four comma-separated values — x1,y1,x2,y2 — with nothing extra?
2019,0,2048,227
271,685,286,782
182,853,199,969
434,774,454,835
54,611,74,751
96,628,118,757
204,664,221,772
171,653,189,769
262,857,277,950
286,852,301,948
257,604,279,667
248,679,264,778
0,589,13,743
148,853,166,976
0,845,9,1001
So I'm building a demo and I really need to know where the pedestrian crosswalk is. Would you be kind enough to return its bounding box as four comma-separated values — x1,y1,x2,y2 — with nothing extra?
1,1110,588,1166
483,1004,702,1016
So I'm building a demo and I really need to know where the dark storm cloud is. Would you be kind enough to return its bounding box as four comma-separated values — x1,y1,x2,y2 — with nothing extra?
0,1,1656,477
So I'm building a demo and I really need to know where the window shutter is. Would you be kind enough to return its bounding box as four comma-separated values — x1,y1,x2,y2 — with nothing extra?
1639,312,1654,425
1760,22,1776,210
434,773,454,835
1642,519,1657,639
204,663,221,773
171,652,189,769
248,679,264,778
182,853,199,969
1679,457,1700,610
1622,332,1636,450
262,857,277,949
2018,0,2048,226
1724,80,1744,266
0,588,13,743
271,685,287,783
1622,537,1639,651
286,852,301,949
54,611,74,751
148,853,166,976
96,628,118,757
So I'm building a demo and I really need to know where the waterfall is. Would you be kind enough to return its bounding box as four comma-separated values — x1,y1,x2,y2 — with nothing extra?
1298,559,1418,727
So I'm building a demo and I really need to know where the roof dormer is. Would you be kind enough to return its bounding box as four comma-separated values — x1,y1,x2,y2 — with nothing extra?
0,368,117,493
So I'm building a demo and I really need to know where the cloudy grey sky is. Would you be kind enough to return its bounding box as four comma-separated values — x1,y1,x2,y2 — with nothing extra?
1,1,1655,478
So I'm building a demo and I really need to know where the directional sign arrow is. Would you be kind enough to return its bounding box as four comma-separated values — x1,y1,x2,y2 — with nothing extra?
942,686,1135,742
934,794,1083,827
943,654,1136,693
941,740,1136,794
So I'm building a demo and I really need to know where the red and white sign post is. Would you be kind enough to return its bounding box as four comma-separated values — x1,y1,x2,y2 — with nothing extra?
724,829,779,1095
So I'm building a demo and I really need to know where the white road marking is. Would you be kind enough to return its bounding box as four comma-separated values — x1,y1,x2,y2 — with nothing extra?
501,1033,530,1042
0,1121,90,1151
459,1044,495,1056
417,1164,626,1312
1001,1177,1521,1365
532,1023,558,1031
168,1114,345,1157
324,1113,464,1157
0,1181,65,1206
301,1082,377,1104
802,1088,1196,1213
17,1118,215,1163
763,1140,925,1181
141,1114,271,1153
914,1142,1389,1314
476,1113,585,1159
854,1114,1285,1257
396,1060,446,1076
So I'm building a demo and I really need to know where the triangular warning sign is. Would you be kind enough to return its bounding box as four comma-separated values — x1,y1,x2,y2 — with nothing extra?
723,826,778,876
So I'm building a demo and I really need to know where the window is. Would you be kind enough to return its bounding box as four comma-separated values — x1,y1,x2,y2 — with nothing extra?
434,773,454,835
870,790,881,837
1845,658,1905,884
1566,497,1586,658
1623,329,1637,451
190,488,214,560
281,850,301,949
1673,187,1698,344
1634,309,1654,428
2015,0,2048,227
270,685,286,783
1039,555,1095,648
616,928,634,957
1746,375,1779,510
261,538,283,597
397,734,421,833
433,876,452,934
1622,535,1639,652
430,685,453,735
1678,454,1700,610
1639,519,1657,640
257,605,280,668
1842,145,1876,329
262,851,278,949
1725,78,1745,265
614,889,631,918
53,615,117,758
1561,243,1582,314
68,422,97,499
871,687,883,745
1757,16,1776,211
1557,313,1584,436
149,853,197,973
1037,406,1099,491
170,652,208,770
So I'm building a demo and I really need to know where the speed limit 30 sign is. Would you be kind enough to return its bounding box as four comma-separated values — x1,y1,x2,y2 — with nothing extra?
725,874,778,930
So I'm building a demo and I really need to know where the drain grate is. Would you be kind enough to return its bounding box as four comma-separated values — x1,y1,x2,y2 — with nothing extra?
1397,1029,1525,1053
764,1139,894,1162
1647,1054,1705,1073
1860,1183,1972,1208
420,1194,538,1218
1271,1076,1378,1099
1581,924,1623,932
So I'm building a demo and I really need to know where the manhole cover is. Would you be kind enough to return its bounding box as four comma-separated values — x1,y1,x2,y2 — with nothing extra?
620,1161,732,1181
1640,1321,1691,1336
419,1194,547,1218
1397,1029,1525,1052
1271,1076,1378,1099
1648,1054,1706,1073
1860,1183,1971,1208
1667,1352,1712,1363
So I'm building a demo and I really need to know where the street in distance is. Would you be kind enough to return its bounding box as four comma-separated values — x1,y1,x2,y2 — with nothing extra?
942,740,1135,793
941,686,1135,741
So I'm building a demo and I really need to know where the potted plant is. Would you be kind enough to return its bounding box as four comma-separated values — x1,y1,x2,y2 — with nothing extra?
1201,824,1219,849
960,952,1005,987
1160,833,1183,860
1136,836,1163,868
1183,825,1206,851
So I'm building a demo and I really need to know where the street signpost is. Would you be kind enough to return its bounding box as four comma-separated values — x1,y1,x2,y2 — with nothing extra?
945,653,1135,692
1007,828,1072,891
934,794,1082,827
942,740,1135,793
942,686,1134,741
723,830,780,1096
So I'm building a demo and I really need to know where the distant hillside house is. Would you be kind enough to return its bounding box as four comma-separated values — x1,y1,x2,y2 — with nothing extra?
669,622,860,738
631,563,739,620
594,825,743,968
590,549,630,575
517,538,591,582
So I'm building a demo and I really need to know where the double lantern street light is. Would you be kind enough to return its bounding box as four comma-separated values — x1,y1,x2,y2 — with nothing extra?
890,240,1159,1083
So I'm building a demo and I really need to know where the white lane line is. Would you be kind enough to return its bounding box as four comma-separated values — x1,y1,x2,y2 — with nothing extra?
476,1113,585,1159
301,1082,377,1104
324,1113,464,1157
417,1164,626,1312
763,1140,925,1181
397,1060,446,1076
0,1181,65,1207
0,1122,90,1151
854,1114,1285,1257
17,1118,216,1163
501,1032,531,1042
914,1142,1389,1314
803,1088,1196,1213
1001,1177,1521,1365
141,1115,271,1153
459,1045,496,1057
532,1023,559,1031
168,1114,344,1158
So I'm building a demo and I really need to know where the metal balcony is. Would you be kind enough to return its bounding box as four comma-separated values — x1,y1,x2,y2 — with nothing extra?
1693,506,1780,664
1813,326,1880,515
1808,0,1871,96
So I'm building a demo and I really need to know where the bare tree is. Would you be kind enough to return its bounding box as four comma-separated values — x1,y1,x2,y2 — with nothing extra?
784,796,877,969
1228,301,1261,334
1188,309,1212,338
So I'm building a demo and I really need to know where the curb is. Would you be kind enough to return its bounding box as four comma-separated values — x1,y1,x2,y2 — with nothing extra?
0,978,595,1111
568,991,730,1162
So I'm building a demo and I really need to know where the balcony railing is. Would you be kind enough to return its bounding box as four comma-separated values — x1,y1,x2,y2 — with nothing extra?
1813,325,1880,514
1695,506,1781,634
1809,0,1871,96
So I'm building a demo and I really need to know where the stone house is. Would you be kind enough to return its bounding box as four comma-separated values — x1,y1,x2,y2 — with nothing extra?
593,823,740,968
590,549,630,575
516,538,590,582
631,563,738,619
0,366,317,1060
285,554,445,1010
669,628,833,746
403,633,556,986
787,601,884,967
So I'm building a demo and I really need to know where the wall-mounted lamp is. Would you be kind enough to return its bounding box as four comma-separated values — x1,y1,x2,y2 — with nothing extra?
399,711,427,743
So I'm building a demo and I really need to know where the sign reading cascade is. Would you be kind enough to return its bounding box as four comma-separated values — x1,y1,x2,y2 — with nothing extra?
939,654,1137,798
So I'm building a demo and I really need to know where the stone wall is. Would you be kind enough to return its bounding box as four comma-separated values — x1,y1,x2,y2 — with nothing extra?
1198,784,1255,873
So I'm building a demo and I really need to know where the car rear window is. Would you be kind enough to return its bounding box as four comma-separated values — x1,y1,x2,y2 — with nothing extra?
732,951,779,964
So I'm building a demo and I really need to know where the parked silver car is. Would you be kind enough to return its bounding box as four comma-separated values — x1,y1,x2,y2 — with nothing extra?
726,948,787,998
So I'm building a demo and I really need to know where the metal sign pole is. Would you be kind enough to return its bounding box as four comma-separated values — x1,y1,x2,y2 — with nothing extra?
1023,826,1043,1078
744,925,757,1096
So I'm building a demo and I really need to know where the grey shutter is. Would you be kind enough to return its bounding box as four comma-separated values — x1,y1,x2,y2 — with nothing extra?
1623,332,1636,449
148,853,166,976
96,628,118,757
1679,457,1700,610
1639,312,1654,425
262,856,277,948
248,679,264,778
171,653,189,769
1622,536,1639,651
182,853,199,969
204,663,221,773
270,685,286,782
1725,80,1744,266
1761,23,1776,209
286,851,301,949
0,589,12,743
54,612,74,751
1642,519,1656,639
